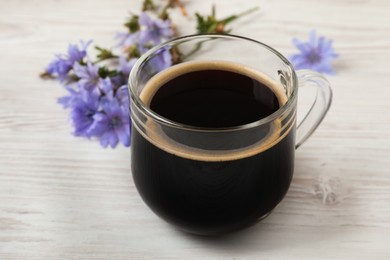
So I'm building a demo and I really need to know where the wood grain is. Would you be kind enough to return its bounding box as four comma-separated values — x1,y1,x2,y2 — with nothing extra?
1,0,390,259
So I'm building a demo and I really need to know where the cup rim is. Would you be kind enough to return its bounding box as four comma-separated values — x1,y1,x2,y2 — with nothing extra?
129,33,298,132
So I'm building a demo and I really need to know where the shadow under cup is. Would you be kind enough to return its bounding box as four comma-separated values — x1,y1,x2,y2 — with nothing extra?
129,34,298,236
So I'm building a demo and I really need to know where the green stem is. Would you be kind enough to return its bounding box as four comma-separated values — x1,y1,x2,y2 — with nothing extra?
93,56,119,65
142,0,155,11
183,42,203,59
39,71,55,79
221,6,259,24
159,0,175,20
181,38,216,60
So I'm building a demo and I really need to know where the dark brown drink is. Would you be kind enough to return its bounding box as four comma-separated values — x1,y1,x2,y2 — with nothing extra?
131,61,295,235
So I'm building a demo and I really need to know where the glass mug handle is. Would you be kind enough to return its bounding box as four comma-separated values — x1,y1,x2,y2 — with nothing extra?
295,70,333,149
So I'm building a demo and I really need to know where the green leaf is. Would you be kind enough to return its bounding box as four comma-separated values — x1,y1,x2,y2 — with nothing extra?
95,46,117,61
142,0,155,11
195,6,259,34
124,15,140,33
127,45,141,59
98,67,119,78
195,13,217,33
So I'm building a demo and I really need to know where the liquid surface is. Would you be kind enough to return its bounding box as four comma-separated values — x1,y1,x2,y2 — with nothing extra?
149,69,280,128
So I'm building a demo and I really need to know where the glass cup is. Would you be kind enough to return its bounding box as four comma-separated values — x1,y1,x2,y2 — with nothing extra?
128,34,332,236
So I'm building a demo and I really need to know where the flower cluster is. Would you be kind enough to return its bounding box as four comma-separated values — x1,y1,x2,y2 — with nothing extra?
42,11,175,148
290,30,338,74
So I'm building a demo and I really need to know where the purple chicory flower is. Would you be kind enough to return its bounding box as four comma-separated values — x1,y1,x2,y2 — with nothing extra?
114,85,130,109
290,31,338,74
67,40,91,64
46,41,91,80
110,74,127,87
73,62,100,91
88,99,130,148
139,13,173,45
105,57,136,87
150,47,172,72
57,85,81,108
98,79,129,110
97,77,114,95
118,56,137,77
46,56,72,81
116,31,141,47
70,89,100,137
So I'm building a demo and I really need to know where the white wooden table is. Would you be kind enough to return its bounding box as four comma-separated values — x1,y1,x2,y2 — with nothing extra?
1,0,390,258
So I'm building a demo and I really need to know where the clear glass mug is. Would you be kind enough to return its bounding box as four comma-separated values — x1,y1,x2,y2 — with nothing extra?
129,34,332,236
